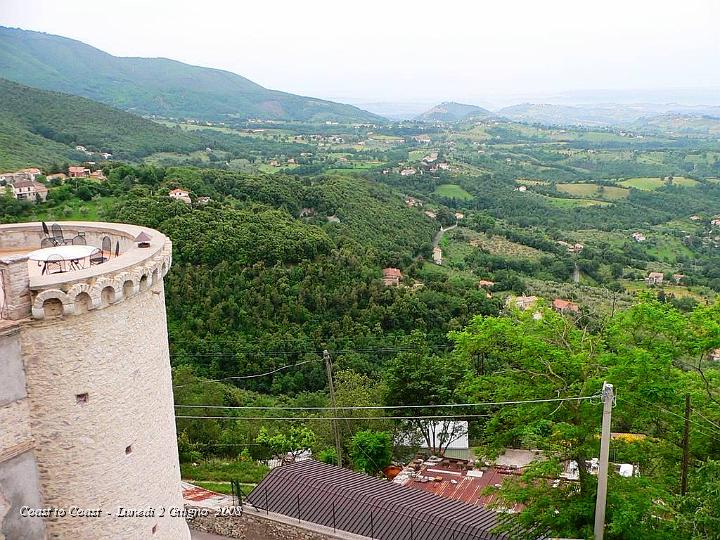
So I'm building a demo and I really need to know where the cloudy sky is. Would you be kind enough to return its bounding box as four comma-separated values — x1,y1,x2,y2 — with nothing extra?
1,0,719,107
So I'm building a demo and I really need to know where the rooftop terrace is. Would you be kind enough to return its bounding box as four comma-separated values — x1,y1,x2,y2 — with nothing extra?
0,221,171,320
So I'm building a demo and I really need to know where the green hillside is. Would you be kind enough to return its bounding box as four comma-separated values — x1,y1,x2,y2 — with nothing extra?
0,77,204,169
416,101,491,122
0,26,381,123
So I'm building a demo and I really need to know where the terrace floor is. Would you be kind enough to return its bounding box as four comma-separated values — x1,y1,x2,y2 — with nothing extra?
0,246,112,278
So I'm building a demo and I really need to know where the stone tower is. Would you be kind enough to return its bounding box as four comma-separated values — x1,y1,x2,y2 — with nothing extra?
0,222,190,540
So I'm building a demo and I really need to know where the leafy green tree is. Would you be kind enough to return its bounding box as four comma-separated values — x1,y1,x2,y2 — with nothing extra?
350,430,392,474
255,426,316,463
384,332,468,454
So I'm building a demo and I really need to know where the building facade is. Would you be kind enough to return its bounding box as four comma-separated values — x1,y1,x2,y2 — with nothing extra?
0,221,189,540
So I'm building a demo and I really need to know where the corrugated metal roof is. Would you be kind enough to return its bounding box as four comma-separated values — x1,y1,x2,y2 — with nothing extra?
246,460,544,540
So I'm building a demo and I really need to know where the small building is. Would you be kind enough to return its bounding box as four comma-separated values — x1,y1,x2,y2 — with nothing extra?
454,212,465,220
298,207,315,218
672,273,686,284
400,167,417,176
89,170,106,181
68,166,90,178
477,280,495,288
405,196,423,208
382,267,402,286
709,348,720,362
507,295,538,311
646,272,664,285
393,455,525,513
553,298,580,314
514,185,527,192
437,162,450,170
711,218,720,227
424,210,437,219
46,173,67,182
247,460,529,540
690,215,701,221
20,168,42,180
432,246,442,265
631,232,646,242
11,180,48,202
169,188,191,204
1,169,42,184
196,196,211,205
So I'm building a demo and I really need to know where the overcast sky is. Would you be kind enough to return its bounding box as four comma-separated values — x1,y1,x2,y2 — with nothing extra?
1,0,719,107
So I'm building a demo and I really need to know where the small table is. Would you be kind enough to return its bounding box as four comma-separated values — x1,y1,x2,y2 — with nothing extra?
28,245,99,274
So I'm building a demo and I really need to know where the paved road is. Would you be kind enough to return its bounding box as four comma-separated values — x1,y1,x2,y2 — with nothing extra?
432,223,457,248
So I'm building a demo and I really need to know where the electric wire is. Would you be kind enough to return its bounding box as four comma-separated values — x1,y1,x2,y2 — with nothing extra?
173,359,319,388
176,413,495,421
174,394,601,411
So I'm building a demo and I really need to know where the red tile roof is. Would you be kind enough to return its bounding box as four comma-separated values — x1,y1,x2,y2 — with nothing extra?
383,267,402,278
553,299,579,312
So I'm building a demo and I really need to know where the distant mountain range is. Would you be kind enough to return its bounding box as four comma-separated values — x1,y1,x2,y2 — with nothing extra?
0,26,381,123
497,102,720,127
0,77,205,170
415,102,491,122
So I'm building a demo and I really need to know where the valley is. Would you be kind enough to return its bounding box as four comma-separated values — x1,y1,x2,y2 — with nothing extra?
1,23,720,540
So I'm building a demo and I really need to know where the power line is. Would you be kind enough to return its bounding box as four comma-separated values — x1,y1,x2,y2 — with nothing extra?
616,396,720,438
176,413,494,421
169,345,452,358
694,410,720,432
173,359,320,388
174,394,600,411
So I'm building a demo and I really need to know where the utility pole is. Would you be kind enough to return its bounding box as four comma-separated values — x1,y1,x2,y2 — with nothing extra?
681,393,691,495
594,382,614,540
324,350,343,467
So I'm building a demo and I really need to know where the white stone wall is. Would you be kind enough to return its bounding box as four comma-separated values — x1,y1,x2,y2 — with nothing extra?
20,276,189,539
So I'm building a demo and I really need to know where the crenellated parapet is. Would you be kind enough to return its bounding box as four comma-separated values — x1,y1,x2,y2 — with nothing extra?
29,241,171,319
0,221,172,321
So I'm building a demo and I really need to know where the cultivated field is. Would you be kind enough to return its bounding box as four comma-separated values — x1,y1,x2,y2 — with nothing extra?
433,184,474,200
556,183,629,200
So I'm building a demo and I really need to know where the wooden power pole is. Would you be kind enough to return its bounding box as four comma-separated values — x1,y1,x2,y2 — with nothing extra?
324,350,343,467
681,393,691,495
594,382,614,540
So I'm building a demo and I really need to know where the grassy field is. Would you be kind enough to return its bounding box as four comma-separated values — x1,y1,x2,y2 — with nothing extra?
446,228,545,261
556,183,629,200
21,196,115,222
433,184,473,200
623,281,712,301
180,459,268,484
644,235,695,263
618,176,699,191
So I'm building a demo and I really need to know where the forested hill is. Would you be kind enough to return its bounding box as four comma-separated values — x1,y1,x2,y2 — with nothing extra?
416,102,491,122
0,78,206,169
0,26,382,123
